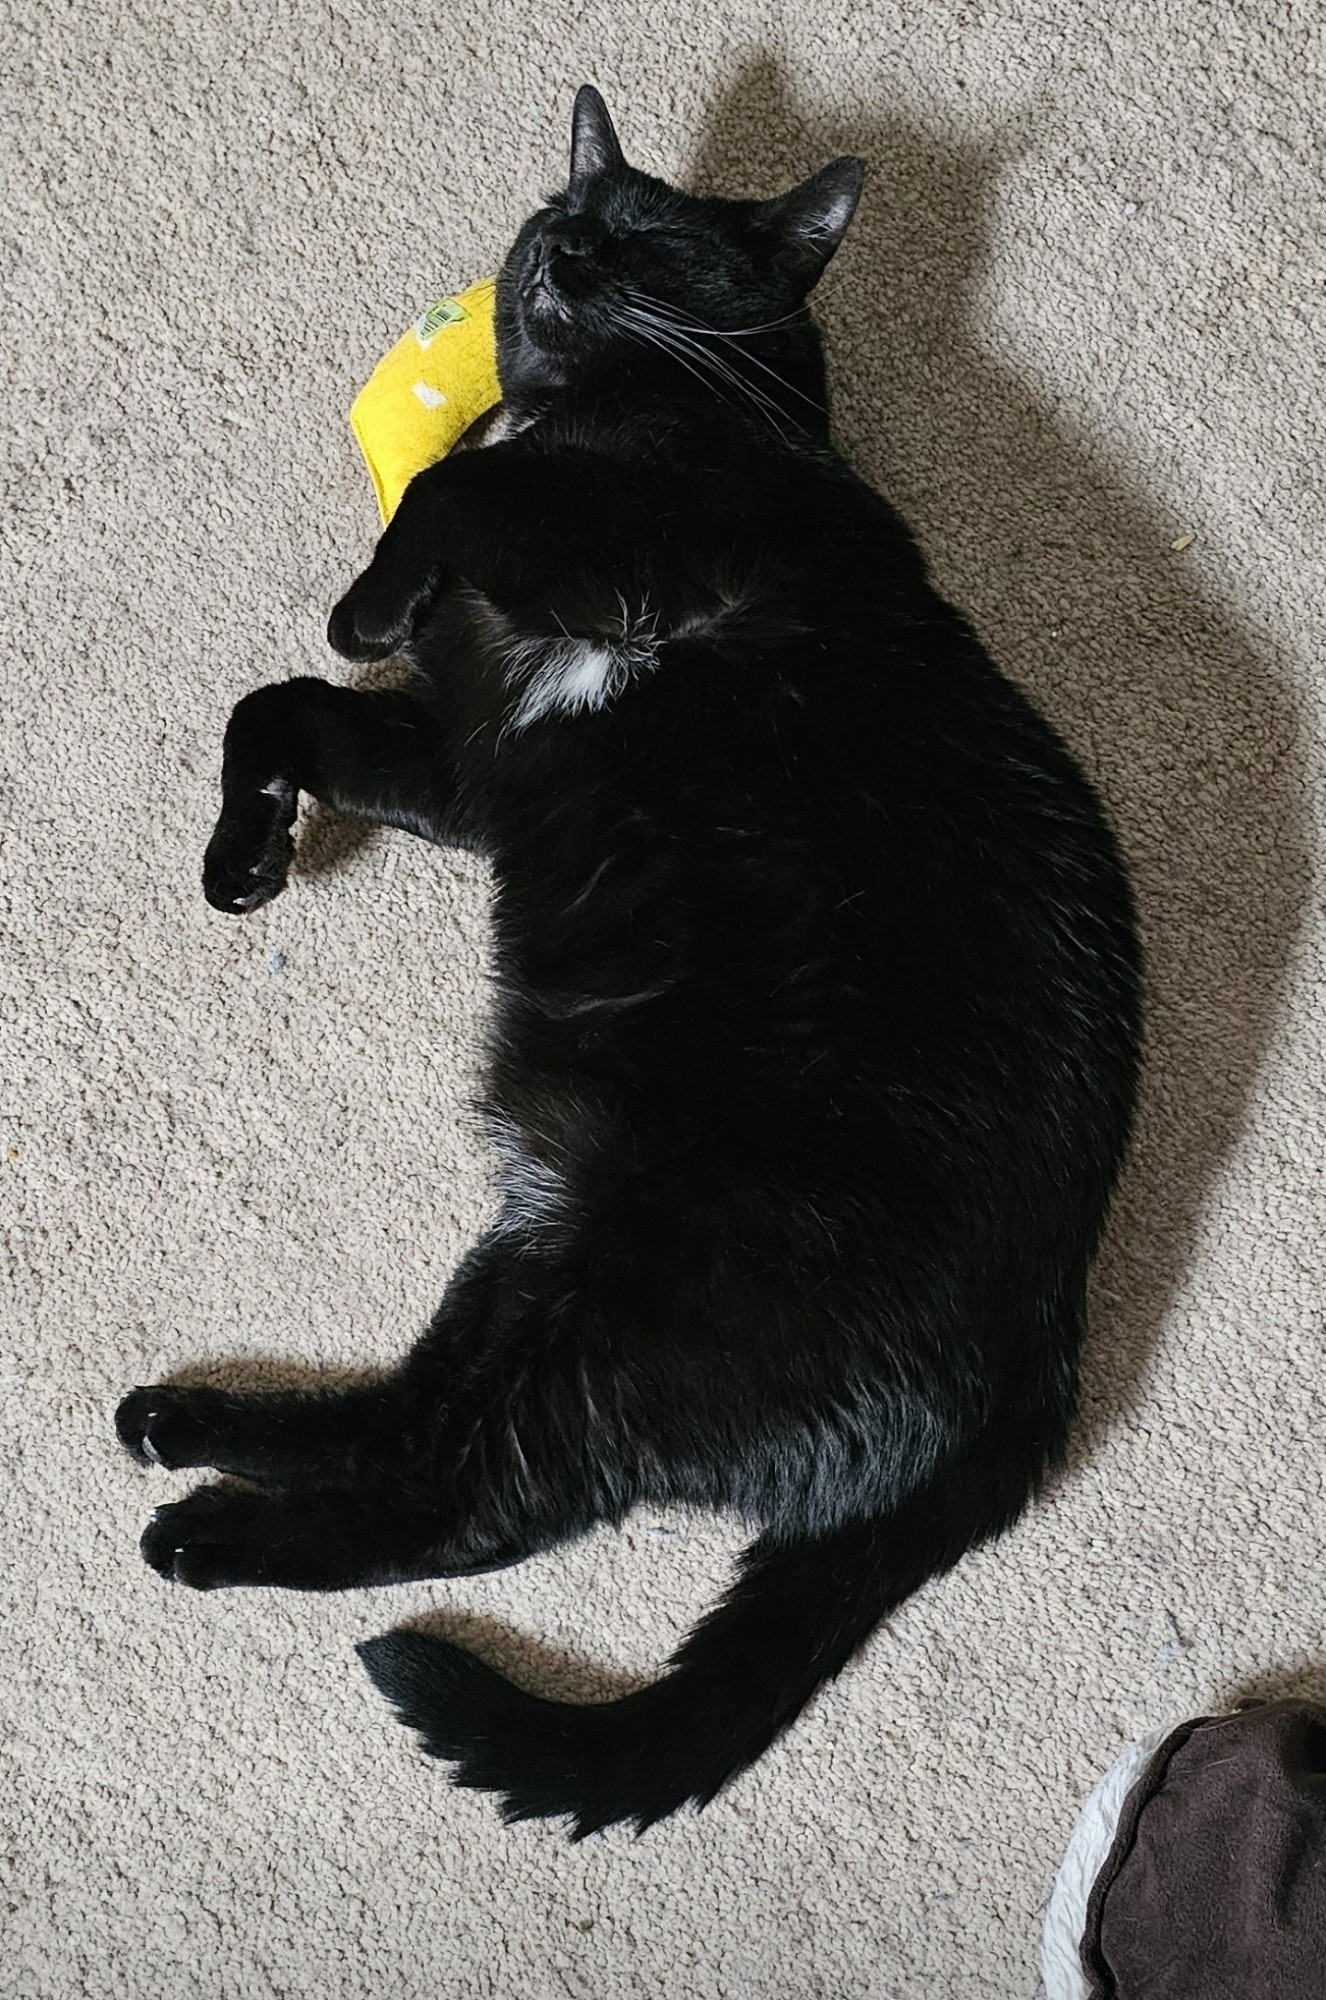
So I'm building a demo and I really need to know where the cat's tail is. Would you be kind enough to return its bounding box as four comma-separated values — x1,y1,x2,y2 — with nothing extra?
356,1421,1050,1837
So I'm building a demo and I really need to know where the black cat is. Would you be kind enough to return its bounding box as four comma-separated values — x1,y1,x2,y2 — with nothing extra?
116,87,1142,1836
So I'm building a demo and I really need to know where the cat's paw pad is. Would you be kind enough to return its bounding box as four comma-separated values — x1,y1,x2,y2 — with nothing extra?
139,1486,269,1589
202,801,294,915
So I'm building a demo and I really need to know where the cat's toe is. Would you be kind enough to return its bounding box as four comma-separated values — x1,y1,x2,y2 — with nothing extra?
116,1387,171,1466
116,1385,216,1470
140,1505,188,1580
140,1514,222,1588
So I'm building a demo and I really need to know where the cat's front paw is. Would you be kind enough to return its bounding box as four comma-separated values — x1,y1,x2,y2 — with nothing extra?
202,790,294,914
327,576,413,663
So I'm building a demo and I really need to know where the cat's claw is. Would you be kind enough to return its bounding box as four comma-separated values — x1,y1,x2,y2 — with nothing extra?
116,1389,158,1466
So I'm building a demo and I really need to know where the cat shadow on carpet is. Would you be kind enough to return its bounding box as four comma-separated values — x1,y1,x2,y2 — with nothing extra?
389,1607,647,1707
150,1356,386,1396
688,57,1308,1469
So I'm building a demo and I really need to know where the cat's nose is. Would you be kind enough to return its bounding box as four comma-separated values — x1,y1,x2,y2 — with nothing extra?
531,220,602,300
544,218,600,264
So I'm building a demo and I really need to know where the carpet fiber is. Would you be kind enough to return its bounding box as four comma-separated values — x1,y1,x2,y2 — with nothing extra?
4,4,1324,1994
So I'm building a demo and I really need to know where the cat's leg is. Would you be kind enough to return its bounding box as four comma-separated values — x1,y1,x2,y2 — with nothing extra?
114,1379,402,1485
203,678,452,913
326,478,455,664
134,1356,609,1592
136,1353,613,1591
136,1480,539,1591
131,1251,630,1593
327,445,661,663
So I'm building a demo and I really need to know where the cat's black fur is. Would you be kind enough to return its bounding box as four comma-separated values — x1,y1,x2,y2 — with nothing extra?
117,88,1142,1835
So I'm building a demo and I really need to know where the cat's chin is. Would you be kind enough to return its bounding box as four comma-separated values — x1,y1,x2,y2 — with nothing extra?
497,341,571,403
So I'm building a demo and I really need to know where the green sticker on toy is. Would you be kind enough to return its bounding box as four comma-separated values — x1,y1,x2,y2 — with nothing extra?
414,296,470,347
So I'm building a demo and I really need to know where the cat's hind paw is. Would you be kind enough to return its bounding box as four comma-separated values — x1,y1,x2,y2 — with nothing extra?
117,1385,202,1469
138,1485,282,1589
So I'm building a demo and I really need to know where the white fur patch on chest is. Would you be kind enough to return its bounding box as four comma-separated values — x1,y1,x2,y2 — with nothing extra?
505,638,627,728
503,605,661,730
457,576,750,731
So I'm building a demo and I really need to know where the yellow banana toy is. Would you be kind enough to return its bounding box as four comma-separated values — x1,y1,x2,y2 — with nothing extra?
349,277,501,525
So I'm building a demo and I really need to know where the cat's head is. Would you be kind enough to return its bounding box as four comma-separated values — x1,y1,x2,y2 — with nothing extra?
494,87,864,427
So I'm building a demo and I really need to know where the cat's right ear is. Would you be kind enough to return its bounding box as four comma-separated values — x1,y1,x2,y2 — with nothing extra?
570,85,626,187
755,157,866,286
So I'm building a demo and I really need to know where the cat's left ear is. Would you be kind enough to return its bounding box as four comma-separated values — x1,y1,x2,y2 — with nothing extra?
756,158,865,285
570,85,626,187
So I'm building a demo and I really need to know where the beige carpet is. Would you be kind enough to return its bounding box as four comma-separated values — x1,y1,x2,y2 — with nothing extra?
4,2,1324,1993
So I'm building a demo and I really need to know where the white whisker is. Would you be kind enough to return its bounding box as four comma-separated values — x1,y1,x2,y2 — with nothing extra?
618,306,796,443
619,318,759,428
623,287,829,420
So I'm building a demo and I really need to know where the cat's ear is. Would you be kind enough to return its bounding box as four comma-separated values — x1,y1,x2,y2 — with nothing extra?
570,85,626,187
756,158,865,285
